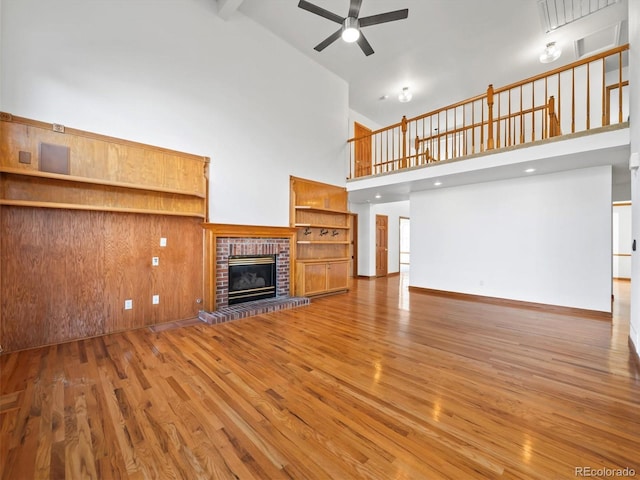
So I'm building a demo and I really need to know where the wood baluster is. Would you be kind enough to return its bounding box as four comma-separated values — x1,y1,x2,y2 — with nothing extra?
602,57,607,126
618,51,623,123
586,64,591,130
571,68,576,133
487,84,494,150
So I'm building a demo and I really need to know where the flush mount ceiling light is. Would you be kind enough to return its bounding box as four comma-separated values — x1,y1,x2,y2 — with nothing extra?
341,17,360,42
539,42,562,63
398,87,412,103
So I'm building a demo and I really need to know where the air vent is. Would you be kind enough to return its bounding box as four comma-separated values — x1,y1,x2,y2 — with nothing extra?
537,0,619,32
574,22,621,58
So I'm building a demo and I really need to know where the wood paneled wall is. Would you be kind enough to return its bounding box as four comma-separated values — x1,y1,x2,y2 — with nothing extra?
0,207,204,352
0,113,209,353
0,113,209,218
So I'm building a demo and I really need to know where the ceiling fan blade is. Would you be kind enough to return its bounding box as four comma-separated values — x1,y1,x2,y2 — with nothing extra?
314,28,343,52
359,9,409,28
357,32,374,56
348,0,363,18
298,0,344,24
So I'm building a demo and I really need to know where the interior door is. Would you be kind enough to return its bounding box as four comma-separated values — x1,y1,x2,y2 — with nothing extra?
376,215,388,277
354,122,372,177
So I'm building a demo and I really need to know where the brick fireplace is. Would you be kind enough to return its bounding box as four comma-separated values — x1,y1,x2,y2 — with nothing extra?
216,238,289,308
202,224,297,312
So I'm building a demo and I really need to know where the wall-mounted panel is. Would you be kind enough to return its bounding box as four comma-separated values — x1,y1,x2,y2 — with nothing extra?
0,207,204,352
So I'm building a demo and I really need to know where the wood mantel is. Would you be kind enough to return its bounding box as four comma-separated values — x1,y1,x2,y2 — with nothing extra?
202,223,297,311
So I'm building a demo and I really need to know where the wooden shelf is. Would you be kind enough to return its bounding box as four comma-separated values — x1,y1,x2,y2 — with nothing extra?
294,205,350,214
294,223,349,229
0,199,206,218
297,240,350,245
296,257,350,263
0,167,205,198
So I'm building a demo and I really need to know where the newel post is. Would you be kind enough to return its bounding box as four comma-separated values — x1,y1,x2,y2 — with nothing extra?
487,84,495,150
401,115,408,168
548,96,560,137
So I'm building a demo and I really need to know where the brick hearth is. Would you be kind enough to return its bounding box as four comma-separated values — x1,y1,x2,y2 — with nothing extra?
201,224,307,323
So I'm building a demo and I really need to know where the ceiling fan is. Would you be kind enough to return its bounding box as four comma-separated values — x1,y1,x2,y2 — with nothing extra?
298,0,409,56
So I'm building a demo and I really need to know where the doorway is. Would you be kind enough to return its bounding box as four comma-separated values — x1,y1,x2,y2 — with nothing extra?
354,122,372,177
376,214,388,277
399,216,410,272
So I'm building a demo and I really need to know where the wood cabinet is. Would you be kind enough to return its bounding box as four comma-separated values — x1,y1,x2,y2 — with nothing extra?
296,259,349,296
290,176,351,297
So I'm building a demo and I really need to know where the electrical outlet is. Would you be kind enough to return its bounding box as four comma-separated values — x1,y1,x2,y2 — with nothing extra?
152,295,160,305
124,299,133,310
160,237,167,247
152,256,159,266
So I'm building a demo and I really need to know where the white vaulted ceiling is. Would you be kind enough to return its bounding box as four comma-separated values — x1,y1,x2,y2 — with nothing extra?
232,0,628,126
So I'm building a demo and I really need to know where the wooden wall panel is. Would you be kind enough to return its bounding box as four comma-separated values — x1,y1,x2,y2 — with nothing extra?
0,120,207,197
1,206,204,352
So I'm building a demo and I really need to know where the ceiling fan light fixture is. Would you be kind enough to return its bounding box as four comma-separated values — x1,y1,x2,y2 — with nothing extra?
539,41,562,63
342,17,360,43
398,87,412,103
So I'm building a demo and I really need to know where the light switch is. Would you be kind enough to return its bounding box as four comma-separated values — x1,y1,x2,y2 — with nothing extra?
160,237,167,247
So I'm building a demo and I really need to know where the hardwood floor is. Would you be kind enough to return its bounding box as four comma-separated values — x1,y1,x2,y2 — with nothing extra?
1,276,639,479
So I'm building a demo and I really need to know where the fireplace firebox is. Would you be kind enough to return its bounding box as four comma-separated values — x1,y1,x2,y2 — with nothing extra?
228,255,276,305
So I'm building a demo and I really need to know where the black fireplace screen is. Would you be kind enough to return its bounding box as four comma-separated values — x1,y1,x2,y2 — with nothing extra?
228,255,276,305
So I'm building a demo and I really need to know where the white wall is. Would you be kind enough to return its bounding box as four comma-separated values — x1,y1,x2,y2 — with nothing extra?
613,203,632,279
629,0,640,355
410,166,612,313
350,200,409,277
0,0,348,227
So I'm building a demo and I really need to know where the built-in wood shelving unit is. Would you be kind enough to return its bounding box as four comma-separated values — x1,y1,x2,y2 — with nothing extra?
0,112,209,217
290,176,351,297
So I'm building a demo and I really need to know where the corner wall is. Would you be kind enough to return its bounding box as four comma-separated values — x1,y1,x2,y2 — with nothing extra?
629,0,640,355
410,166,612,313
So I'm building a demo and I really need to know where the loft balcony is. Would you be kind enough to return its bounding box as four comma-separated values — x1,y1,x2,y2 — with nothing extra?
347,45,630,202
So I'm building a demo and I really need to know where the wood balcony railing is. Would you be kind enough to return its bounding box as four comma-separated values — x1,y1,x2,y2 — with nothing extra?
348,44,629,179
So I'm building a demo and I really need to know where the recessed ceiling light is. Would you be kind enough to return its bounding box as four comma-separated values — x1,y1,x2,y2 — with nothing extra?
375,194,381,199
434,181,442,186
525,168,536,173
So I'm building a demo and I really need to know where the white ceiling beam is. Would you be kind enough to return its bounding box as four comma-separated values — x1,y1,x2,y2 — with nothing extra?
217,0,244,21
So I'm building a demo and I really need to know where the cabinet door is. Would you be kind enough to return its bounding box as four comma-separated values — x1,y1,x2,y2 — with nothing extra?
302,263,328,296
326,261,349,291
